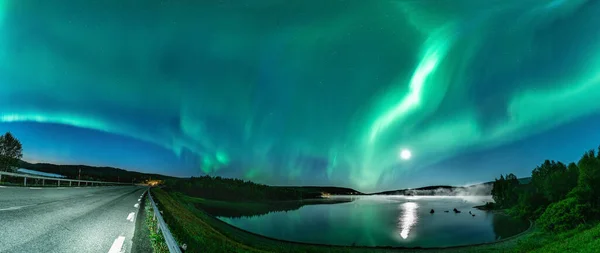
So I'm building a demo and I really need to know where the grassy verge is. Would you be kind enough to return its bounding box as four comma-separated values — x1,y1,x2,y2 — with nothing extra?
514,224,600,253
144,197,169,253
151,188,268,253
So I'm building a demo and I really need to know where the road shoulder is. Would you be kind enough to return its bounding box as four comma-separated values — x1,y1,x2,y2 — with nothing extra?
131,191,153,253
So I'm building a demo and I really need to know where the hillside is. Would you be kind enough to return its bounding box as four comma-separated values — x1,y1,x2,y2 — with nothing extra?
370,177,532,196
284,186,363,196
17,160,173,183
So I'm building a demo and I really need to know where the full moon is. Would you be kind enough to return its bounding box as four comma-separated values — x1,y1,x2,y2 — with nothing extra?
400,149,412,160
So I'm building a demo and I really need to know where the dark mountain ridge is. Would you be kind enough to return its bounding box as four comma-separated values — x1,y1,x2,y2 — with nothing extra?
17,160,173,183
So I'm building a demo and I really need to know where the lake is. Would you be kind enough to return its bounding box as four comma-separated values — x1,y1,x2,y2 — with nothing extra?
217,196,529,248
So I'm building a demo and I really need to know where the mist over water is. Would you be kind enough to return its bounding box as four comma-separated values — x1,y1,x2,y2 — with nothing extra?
383,183,493,196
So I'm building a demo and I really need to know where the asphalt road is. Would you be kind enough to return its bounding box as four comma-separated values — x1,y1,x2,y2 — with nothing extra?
0,185,147,253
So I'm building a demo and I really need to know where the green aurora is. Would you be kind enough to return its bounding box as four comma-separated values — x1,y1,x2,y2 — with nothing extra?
1,0,600,190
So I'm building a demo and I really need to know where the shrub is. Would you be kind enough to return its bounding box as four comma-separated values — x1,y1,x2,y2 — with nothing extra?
538,197,589,232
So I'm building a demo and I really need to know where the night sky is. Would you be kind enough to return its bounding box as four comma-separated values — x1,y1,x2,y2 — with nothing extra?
1,0,600,191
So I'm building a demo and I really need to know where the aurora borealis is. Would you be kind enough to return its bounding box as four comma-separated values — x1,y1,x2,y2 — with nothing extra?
1,0,600,191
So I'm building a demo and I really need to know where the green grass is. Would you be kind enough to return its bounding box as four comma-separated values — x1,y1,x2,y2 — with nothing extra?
144,197,169,253
152,188,599,253
514,224,600,253
151,188,268,253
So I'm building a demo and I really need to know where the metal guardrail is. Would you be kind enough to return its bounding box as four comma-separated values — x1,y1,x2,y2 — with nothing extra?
148,188,182,253
0,171,133,187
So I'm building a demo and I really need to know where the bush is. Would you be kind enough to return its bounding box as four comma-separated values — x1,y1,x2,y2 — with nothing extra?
483,202,495,209
538,197,589,232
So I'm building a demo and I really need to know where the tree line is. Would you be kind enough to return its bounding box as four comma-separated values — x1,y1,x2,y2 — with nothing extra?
492,146,600,232
165,176,323,202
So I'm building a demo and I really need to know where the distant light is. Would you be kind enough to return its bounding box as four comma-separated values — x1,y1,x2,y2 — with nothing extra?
400,149,412,160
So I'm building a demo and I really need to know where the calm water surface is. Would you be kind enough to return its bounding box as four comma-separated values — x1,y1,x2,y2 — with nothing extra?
218,196,529,248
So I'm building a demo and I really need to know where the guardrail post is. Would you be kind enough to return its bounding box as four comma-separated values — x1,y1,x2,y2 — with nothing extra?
24,177,27,186
58,180,60,186
42,179,45,186
0,173,2,182
69,181,72,187
78,181,80,187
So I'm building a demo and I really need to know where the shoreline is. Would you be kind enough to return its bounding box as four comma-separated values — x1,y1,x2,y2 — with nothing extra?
179,191,534,252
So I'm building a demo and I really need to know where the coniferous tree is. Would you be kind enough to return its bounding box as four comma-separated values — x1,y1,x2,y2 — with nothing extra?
0,132,23,172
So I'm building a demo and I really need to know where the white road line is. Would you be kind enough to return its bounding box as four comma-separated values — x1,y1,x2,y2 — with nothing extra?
0,205,33,211
29,187,42,190
137,198,141,202
84,194,94,197
134,203,139,208
108,236,125,253
126,212,135,222
0,185,7,188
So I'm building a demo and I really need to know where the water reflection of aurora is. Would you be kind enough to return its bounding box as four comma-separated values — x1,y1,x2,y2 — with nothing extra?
219,196,529,247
